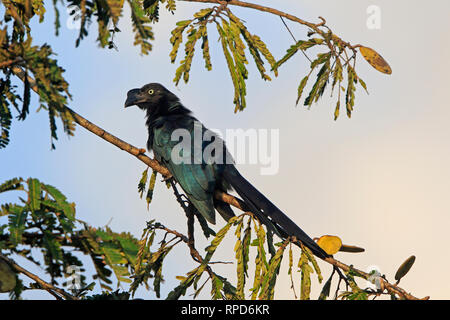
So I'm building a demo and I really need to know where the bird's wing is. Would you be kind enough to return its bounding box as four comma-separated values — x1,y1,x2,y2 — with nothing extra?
153,120,217,223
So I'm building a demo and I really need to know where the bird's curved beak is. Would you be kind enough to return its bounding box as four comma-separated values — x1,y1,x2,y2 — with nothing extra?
124,88,145,108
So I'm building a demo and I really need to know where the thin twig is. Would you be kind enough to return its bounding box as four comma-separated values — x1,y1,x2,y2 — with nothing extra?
0,57,24,69
0,254,78,300
280,16,297,43
279,16,311,63
152,224,216,280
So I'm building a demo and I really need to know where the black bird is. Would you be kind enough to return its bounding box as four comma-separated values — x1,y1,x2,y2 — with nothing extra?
125,83,329,259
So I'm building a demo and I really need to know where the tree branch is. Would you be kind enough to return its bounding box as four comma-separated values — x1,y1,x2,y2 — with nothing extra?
0,57,24,69
180,0,319,29
152,223,217,281
0,253,78,300
179,0,360,51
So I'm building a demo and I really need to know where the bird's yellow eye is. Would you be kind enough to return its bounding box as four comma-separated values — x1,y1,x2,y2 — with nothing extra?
148,89,154,95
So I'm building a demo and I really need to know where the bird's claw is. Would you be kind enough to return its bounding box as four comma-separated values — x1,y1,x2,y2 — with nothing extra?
137,148,146,155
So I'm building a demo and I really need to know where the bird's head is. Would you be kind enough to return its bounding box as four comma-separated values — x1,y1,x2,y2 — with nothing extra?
124,83,179,111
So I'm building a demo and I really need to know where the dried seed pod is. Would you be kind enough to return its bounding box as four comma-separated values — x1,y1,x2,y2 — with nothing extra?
0,259,16,293
339,244,365,253
395,255,416,282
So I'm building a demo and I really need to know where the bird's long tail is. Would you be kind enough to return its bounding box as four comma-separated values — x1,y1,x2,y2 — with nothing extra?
223,165,329,259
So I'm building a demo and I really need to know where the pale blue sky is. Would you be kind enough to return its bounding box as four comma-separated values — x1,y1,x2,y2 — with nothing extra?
1,0,450,299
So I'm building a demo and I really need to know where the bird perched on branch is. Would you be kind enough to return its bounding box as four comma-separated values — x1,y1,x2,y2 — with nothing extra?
124,83,328,259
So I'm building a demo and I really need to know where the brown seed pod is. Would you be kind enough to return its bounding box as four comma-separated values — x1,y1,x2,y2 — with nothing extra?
395,255,416,281
0,259,17,293
339,244,365,253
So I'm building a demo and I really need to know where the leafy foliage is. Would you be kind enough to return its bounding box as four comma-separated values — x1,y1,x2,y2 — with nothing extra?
0,0,158,149
166,4,390,117
0,36,73,148
134,213,328,300
138,167,157,208
169,6,276,112
129,0,154,55
0,0,390,149
274,31,375,120
0,140,416,300
0,177,150,298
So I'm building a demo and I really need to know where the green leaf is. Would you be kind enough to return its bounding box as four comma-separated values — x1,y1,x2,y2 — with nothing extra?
173,27,201,85
166,268,198,300
116,236,139,266
211,273,224,300
42,184,75,220
106,0,125,25
143,0,158,10
298,251,313,300
345,66,357,118
101,242,127,265
216,22,244,112
129,0,154,55
100,241,131,283
222,278,238,300
319,273,333,300
224,19,248,112
146,170,157,208
8,206,27,245
193,8,213,19
302,246,322,283
304,54,331,107
334,100,340,121
343,268,368,300
274,39,323,72
242,219,251,277
134,227,154,274
43,231,63,261
259,241,286,299
205,215,239,263
296,76,309,105
194,210,216,238
27,178,41,212
0,77,13,149
199,25,212,71
227,10,274,80
234,240,244,298
251,34,276,75
331,58,343,94
169,20,192,63
165,0,176,13
358,76,369,94
138,167,148,198
0,178,24,193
